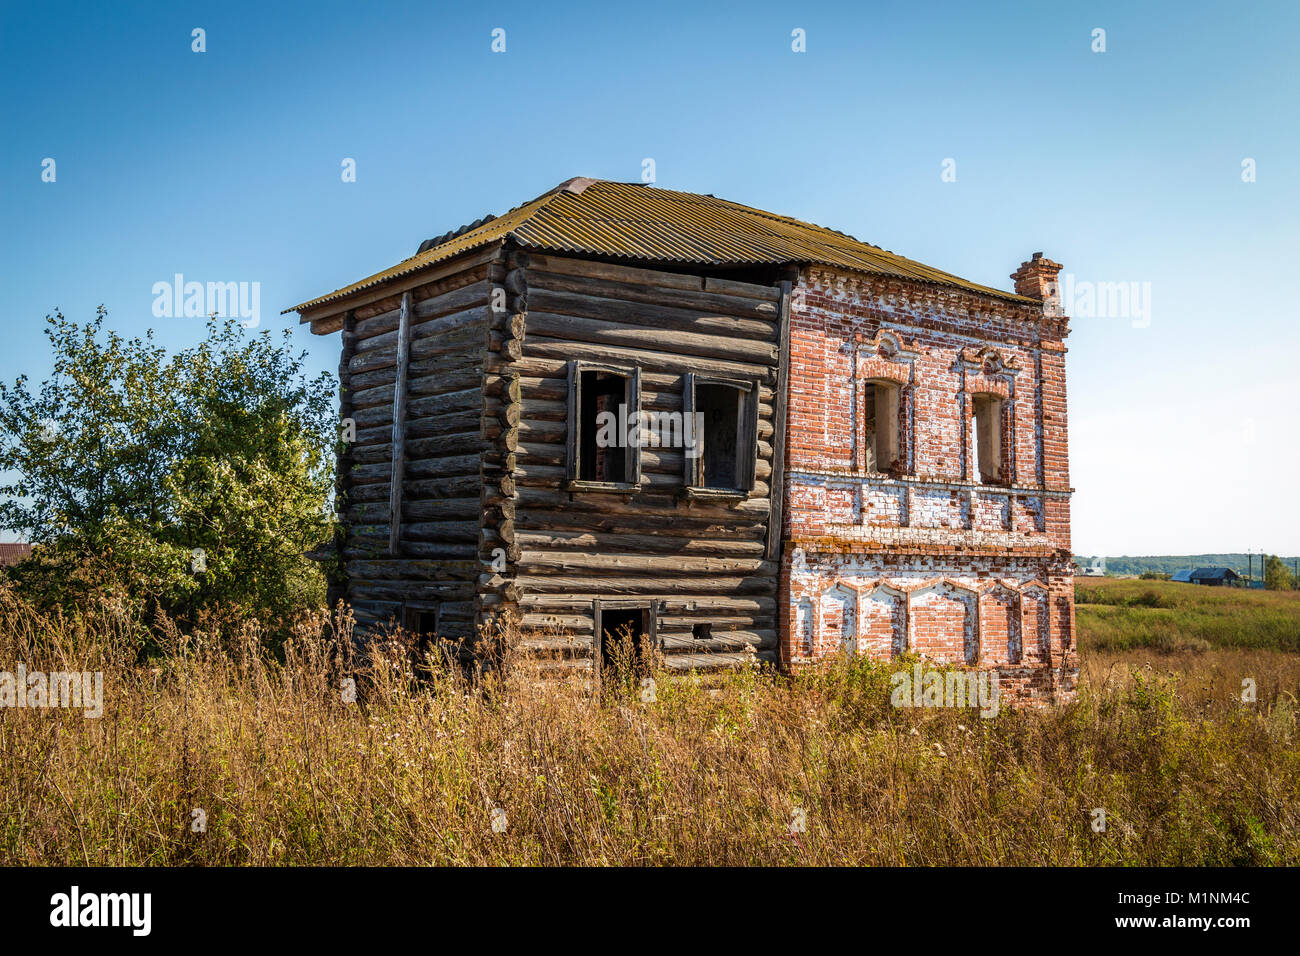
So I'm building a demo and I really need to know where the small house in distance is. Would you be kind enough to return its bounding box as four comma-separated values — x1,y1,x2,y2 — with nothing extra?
1186,567,1241,587
288,178,1078,702
0,543,32,568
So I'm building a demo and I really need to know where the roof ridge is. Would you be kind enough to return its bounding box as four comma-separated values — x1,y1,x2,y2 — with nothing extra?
593,181,888,252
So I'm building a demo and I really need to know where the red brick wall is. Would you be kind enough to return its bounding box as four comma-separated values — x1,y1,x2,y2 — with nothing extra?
779,264,1077,706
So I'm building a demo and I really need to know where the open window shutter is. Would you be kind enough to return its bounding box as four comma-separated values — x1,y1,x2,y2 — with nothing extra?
741,381,760,490
627,367,642,485
566,360,580,481
683,373,697,486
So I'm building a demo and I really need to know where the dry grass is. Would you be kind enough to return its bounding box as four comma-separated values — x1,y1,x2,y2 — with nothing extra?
1,582,1298,866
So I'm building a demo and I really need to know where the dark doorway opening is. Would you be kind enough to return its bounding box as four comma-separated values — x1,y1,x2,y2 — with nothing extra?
402,603,443,668
600,607,649,672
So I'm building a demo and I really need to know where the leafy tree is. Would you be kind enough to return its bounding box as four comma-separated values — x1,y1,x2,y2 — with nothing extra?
1264,555,1294,591
0,308,337,627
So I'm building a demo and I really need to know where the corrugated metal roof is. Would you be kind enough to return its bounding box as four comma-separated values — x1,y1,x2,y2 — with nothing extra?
287,179,1035,314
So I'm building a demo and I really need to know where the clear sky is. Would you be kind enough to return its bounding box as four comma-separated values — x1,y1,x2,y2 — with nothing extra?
2,0,1297,554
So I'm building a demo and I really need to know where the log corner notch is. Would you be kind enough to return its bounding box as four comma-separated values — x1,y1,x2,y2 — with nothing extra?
766,275,795,562
475,247,525,641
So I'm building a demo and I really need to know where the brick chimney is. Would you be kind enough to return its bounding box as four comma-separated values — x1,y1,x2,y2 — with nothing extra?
1011,252,1063,316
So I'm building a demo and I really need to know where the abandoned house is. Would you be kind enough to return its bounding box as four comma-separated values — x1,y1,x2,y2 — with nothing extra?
288,178,1077,703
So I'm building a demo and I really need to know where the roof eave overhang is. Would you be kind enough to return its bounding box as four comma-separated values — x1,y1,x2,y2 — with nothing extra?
287,241,508,334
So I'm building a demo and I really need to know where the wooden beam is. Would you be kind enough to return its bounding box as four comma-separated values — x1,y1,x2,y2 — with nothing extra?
389,292,413,555
767,280,793,562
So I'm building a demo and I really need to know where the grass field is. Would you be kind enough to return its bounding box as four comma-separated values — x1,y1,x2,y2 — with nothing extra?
1,579,1297,866
1076,578,1300,653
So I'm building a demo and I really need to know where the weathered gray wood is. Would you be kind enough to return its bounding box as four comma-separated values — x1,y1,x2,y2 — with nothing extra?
526,311,778,365
524,335,775,384
517,551,775,576
514,529,765,556
389,292,413,554
520,252,778,301
525,268,779,322
514,574,777,596
525,279,778,335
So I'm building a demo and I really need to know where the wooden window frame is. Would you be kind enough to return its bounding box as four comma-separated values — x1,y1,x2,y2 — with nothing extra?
682,373,759,499
565,360,642,493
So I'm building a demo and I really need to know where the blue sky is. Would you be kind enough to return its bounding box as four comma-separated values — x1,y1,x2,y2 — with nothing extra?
2,0,1297,554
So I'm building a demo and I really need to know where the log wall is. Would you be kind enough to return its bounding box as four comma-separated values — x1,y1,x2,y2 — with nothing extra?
502,252,785,672
338,259,497,638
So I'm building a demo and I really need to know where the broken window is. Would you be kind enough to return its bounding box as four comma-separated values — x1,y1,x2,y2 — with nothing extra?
566,361,641,488
973,394,1004,484
692,622,712,641
403,603,440,638
683,374,759,493
862,380,900,473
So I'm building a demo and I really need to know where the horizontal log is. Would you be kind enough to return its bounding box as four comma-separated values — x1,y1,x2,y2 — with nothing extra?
660,629,777,654
524,269,779,325
354,408,480,448
518,252,779,302
346,542,476,562
516,486,771,518
518,594,776,615
348,580,477,602
300,246,500,326
514,529,764,556
513,574,776,596
526,310,778,365
513,512,767,540
526,285,775,343
355,299,490,353
661,651,775,670
345,559,481,579
347,474,481,503
517,551,775,576
524,335,776,384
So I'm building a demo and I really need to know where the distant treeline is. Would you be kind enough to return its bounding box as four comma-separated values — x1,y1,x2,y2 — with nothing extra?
1074,554,1300,577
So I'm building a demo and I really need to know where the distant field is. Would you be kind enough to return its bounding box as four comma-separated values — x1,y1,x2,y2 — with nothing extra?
1075,578,1300,653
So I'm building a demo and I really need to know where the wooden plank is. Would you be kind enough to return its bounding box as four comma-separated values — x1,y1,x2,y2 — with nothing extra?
389,292,413,554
